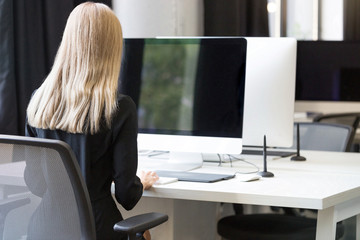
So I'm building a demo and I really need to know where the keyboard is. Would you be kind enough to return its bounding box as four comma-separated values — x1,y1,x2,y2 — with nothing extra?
155,170,235,183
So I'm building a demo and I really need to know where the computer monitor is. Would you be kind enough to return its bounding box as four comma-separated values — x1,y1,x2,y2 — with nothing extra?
294,41,360,114
242,37,297,148
119,38,247,168
296,41,360,102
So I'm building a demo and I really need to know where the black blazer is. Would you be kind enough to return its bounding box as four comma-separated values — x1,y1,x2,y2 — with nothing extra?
25,94,143,239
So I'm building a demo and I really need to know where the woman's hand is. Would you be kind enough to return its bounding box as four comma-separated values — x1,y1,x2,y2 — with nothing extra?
139,170,159,190
143,230,151,240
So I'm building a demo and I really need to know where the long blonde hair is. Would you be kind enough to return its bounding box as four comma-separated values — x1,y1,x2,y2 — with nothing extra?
27,2,122,134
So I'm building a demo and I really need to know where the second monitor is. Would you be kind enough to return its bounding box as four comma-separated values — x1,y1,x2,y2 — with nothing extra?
242,37,297,148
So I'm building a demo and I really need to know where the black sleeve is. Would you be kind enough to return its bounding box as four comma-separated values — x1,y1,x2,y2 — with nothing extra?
24,121,47,197
25,120,37,137
112,95,143,210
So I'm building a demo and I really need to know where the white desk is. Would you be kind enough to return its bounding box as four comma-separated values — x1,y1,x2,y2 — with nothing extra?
2,152,359,239
121,150,360,240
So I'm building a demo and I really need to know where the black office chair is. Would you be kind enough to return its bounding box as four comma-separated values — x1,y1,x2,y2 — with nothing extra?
218,122,353,240
313,112,360,129
0,134,168,240
313,112,360,152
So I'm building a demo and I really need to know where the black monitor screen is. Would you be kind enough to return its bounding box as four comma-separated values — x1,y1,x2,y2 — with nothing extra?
119,38,247,138
296,40,360,101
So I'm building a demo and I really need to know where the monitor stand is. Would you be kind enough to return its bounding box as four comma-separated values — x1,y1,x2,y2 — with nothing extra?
167,151,203,171
138,151,203,172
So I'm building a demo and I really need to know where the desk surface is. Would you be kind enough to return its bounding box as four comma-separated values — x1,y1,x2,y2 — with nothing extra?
1,150,359,240
2,151,359,211
143,150,360,210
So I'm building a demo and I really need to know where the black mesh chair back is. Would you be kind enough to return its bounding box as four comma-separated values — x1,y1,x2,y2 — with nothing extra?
289,122,354,152
0,134,95,240
313,112,360,152
313,112,360,130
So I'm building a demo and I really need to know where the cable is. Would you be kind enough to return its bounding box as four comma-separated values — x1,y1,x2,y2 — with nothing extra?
227,154,260,174
148,151,169,157
140,151,259,174
139,150,169,158
217,153,223,166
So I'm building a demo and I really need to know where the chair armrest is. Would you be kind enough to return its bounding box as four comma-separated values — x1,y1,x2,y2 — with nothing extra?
113,212,168,235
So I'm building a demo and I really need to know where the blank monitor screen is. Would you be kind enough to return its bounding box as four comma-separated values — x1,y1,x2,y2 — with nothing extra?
296,41,360,101
119,38,247,155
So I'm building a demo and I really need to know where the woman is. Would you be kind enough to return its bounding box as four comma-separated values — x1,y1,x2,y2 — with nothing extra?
25,2,158,239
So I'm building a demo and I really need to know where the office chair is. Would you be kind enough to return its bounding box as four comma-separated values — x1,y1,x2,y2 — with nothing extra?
218,122,352,240
288,122,354,152
0,134,168,240
313,112,360,152
0,142,32,239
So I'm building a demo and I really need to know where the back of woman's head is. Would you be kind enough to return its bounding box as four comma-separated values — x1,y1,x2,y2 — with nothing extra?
27,2,123,134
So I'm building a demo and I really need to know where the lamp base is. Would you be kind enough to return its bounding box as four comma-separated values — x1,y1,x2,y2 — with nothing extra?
291,155,306,161
257,171,274,178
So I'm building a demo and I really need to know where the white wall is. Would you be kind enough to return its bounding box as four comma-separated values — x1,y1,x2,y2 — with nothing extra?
112,0,204,38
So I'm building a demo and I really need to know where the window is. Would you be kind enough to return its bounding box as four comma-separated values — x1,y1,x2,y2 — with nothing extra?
267,0,343,40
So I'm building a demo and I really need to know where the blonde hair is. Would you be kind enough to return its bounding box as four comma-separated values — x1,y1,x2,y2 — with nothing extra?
27,2,123,134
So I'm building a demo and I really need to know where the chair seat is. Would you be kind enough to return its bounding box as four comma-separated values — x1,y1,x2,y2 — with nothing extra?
217,214,344,240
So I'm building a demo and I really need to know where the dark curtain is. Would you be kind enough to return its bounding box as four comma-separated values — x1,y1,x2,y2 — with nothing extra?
203,0,269,36
0,0,111,136
0,0,17,134
344,0,360,40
